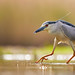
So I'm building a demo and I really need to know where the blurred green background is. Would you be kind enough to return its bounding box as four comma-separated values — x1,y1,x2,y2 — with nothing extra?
0,0,75,46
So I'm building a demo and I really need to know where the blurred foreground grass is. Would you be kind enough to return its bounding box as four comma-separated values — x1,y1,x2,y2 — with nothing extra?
35,45,73,55
0,45,73,55
0,45,73,63
33,45,73,63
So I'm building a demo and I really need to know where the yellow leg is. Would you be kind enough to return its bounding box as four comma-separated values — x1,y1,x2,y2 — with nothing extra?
35,50,54,63
66,41,75,64
66,52,75,64
35,37,58,63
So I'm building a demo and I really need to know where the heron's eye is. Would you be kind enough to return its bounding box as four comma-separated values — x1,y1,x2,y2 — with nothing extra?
45,24,48,27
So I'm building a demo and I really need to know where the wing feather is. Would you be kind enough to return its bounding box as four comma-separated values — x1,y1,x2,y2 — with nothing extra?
62,25,75,40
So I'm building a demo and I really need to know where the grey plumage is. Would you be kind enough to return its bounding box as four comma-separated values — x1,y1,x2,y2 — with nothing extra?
57,20,75,41
62,24,75,40
60,20,75,27
34,20,75,64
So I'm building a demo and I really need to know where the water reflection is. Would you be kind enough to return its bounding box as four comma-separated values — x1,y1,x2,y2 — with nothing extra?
0,53,75,75
35,63,75,75
0,61,75,75
39,65,47,70
3,54,32,60
2,54,75,61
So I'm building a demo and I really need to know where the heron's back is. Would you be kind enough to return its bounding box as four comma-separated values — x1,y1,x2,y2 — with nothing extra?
62,25,75,40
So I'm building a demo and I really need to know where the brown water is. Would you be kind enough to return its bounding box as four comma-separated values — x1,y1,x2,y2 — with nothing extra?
0,61,75,75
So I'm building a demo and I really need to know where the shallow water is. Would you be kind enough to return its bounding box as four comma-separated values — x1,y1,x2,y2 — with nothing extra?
0,61,75,75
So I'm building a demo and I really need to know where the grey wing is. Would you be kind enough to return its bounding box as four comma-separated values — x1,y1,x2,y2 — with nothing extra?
62,25,75,40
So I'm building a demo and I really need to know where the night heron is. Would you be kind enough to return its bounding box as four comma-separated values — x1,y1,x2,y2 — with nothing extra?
34,20,75,64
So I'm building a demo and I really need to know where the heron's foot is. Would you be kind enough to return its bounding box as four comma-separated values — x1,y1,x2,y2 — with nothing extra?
35,57,48,63
35,52,54,63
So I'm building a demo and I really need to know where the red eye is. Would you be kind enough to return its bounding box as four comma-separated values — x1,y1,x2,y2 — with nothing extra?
45,24,48,27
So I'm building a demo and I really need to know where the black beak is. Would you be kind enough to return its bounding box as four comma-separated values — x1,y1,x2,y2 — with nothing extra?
34,26,46,34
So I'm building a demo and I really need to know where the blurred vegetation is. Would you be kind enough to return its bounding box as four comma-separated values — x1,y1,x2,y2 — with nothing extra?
35,45,73,55
0,45,72,55
0,47,3,60
0,45,73,62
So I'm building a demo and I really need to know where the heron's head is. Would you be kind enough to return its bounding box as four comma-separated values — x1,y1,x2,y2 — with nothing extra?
34,21,56,33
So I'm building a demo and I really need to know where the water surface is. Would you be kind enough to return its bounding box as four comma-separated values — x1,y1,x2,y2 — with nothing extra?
0,61,75,75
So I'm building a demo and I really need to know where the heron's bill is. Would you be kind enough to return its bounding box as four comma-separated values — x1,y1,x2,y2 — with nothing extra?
34,26,46,34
